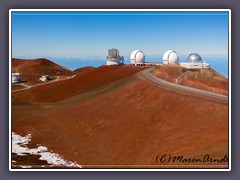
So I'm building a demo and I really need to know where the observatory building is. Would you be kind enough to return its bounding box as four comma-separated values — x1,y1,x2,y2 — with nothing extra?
39,75,50,82
106,48,124,65
130,50,145,66
162,50,179,64
12,73,20,84
180,53,210,69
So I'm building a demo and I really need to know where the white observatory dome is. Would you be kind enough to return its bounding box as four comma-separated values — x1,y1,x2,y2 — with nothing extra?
162,50,179,64
187,53,202,63
130,50,145,64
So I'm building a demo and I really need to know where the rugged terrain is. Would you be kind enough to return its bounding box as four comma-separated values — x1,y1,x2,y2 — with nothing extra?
11,61,229,169
12,65,148,103
151,64,228,96
12,58,75,84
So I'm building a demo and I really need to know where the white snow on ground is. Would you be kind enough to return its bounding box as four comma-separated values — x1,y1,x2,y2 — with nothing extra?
12,132,81,168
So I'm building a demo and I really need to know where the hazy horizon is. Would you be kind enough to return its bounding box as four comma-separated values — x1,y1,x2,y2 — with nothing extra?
12,55,229,77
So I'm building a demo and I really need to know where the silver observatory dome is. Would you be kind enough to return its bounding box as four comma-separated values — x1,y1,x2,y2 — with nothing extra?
187,53,202,63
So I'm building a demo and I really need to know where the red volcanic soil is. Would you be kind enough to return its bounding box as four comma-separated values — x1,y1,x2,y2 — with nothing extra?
12,84,25,91
12,58,75,84
151,64,228,96
12,65,149,103
74,66,95,74
12,65,228,168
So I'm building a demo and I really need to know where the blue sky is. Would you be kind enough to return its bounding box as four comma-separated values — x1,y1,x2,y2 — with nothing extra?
12,11,229,58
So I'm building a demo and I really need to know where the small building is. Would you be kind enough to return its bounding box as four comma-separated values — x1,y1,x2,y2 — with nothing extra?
39,75,50,82
106,48,124,65
180,53,210,69
130,50,145,66
12,73,20,84
162,50,179,64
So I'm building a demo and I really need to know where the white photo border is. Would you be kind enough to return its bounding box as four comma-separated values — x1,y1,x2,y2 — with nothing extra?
9,9,231,172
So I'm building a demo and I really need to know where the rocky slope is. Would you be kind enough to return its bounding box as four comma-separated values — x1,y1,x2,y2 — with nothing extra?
151,64,228,96
12,58,75,84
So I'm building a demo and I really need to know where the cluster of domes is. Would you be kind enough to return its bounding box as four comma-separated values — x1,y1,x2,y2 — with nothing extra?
106,48,209,69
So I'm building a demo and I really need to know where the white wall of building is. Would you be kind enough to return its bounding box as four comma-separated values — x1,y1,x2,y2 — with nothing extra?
12,73,20,84
106,60,121,65
180,62,210,69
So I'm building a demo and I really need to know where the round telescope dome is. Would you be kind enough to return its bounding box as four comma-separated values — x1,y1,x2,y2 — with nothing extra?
187,53,202,63
162,50,179,64
130,50,145,64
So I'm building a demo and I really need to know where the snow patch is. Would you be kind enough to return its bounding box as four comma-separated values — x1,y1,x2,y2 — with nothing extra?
12,132,81,168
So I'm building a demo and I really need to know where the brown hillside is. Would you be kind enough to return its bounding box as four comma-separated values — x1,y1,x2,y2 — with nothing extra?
74,66,95,74
151,64,228,96
12,58,28,68
12,58,75,84
12,65,149,103
12,84,25,91
12,65,228,168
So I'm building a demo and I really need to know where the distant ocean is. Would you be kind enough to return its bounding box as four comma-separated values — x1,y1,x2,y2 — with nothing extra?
51,55,229,78
198,56,229,78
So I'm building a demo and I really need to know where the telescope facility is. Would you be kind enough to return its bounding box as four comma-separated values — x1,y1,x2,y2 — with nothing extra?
162,50,179,64
130,50,145,66
106,48,124,65
12,73,20,84
180,53,210,69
